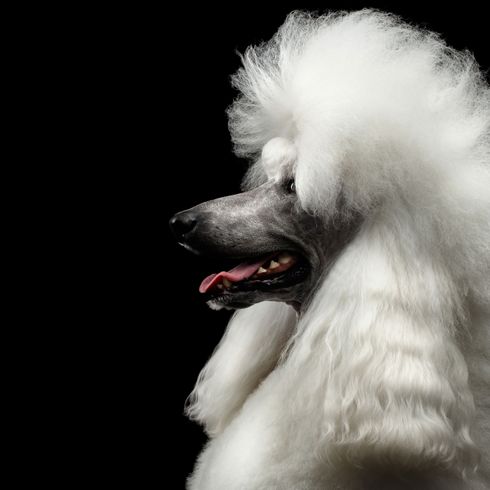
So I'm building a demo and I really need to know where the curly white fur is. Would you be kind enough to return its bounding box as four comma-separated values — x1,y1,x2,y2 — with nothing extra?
187,10,490,489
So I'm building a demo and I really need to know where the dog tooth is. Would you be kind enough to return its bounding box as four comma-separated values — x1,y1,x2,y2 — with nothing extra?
269,260,280,269
217,284,223,289
258,267,267,274
278,253,292,264
223,278,232,288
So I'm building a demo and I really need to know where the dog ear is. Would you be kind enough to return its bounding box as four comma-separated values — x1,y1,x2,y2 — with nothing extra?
186,302,296,436
300,218,478,472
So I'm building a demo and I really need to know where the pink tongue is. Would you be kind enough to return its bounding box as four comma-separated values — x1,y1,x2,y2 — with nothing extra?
199,257,268,293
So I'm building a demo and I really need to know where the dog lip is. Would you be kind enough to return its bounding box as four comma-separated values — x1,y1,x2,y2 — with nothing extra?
177,241,203,255
203,254,310,300
181,243,306,262
199,254,276,294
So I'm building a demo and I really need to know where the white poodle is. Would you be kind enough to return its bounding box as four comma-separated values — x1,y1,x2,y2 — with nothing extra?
170,10,490,489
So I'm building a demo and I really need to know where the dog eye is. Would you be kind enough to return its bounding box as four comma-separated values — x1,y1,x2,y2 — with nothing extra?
286,179,296,194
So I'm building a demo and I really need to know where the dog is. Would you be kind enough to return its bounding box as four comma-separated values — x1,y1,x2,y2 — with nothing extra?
170,10,490,490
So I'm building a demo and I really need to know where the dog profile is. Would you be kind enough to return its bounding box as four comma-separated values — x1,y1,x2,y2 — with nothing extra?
170,10,490,489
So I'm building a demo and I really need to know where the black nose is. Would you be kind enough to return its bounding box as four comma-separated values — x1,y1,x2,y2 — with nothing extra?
169,211,197,239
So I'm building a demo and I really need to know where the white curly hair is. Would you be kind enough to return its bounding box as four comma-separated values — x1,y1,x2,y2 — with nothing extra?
186,10,490,489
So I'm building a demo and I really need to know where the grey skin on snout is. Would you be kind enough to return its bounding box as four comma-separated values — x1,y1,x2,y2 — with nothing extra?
170,176,361,312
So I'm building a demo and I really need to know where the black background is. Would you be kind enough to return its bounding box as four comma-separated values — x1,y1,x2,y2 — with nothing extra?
159,4,489,486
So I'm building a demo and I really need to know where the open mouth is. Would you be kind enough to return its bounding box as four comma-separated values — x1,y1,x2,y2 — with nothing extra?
199,251,309,299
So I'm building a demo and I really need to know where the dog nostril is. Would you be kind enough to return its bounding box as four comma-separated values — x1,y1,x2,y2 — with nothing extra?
169,212,197,238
